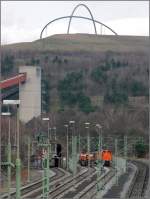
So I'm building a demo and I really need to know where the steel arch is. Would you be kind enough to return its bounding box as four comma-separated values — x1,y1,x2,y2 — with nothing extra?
40,15,117,39
67,4,97,35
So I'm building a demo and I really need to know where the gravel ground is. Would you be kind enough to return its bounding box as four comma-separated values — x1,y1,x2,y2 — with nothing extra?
103,167,133,198
0,168,55,194
63,173,96,198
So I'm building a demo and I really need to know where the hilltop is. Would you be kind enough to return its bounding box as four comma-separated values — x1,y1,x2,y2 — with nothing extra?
1,34,149,137
2,34,149,53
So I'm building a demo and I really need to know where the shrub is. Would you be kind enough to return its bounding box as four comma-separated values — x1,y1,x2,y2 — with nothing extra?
41,79,50,113
64,59,68,64
135,140,148,158
58,71,95,113
58,71,83,106
104,90,128,105
78,93,95,113
91,67,107,84
104,79,128,105
130,80,148,96
2,55,14,74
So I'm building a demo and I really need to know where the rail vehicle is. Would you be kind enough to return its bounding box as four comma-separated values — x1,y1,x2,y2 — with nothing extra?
79,150,112,167
101,150,112,166
79,152,95,166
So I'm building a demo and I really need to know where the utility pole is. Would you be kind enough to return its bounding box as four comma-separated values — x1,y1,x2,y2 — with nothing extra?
96,124,103,197
85,122,90,178
0,101,1,190
16,104,21,199
1,111,13,199
3,100,21,199
78,132,80,155
124,136,127,172
64,125,69,171
7,112,11,199
70,121,77,189
2,101,20,198
53,127,57,154
15,78,21,199
27,136,31,183
115,138,118,185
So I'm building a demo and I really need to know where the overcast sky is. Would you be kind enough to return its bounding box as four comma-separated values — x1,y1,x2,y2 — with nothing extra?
1,1,149,44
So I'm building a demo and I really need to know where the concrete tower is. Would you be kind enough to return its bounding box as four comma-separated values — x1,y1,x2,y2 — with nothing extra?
19,66,41,123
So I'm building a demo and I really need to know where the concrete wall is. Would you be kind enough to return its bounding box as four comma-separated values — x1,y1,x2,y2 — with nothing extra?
19,66,41,123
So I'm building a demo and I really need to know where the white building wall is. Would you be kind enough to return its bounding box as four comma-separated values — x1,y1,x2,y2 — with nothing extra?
19,66,41,123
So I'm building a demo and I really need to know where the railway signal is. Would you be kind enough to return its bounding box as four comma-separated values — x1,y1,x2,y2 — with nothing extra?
41,117,51,199
41,145,50,199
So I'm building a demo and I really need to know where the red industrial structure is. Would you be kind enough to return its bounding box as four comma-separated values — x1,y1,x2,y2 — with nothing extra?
0,73,27,89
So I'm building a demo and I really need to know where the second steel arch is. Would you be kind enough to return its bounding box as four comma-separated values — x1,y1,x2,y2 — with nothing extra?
67,4,97,35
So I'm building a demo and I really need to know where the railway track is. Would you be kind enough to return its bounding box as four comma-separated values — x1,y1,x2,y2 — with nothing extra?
33,167,90,199
4,160,147,199
1,167,67,199
126,160,149,198
48,167,95,199
42,167,114,199
79,168,115,199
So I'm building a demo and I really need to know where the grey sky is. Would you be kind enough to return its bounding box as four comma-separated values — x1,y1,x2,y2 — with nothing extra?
1,1,149,44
